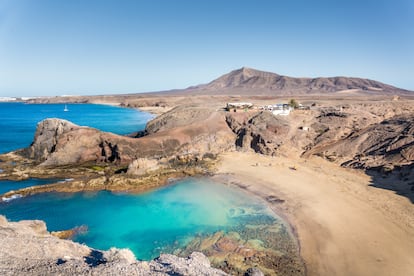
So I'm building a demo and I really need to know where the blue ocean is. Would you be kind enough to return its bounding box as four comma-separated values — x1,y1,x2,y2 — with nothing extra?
0,102,281,260
0,102,153,154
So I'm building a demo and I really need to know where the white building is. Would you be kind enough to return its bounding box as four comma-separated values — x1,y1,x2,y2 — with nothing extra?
271,104,292,116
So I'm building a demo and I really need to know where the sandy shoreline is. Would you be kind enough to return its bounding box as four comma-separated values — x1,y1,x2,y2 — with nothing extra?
215,151,414,276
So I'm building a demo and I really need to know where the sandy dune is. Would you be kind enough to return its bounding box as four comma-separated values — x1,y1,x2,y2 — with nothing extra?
216,151,414,276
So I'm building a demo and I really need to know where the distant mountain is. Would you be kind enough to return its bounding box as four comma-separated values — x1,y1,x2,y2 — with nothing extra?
185,67,411,96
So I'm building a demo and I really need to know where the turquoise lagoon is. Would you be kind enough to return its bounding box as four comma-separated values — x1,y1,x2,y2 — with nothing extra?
0,102,284,261
0,178,279,260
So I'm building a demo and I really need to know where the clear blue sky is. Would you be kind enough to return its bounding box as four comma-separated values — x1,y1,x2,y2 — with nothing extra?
0,0,413,97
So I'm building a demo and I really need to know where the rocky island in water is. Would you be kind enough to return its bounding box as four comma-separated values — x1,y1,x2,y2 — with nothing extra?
1,68,414,275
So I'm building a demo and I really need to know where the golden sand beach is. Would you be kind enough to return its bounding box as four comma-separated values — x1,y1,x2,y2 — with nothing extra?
216,151,414,276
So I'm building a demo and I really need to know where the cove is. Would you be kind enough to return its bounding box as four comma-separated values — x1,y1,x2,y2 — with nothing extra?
0,178,285,260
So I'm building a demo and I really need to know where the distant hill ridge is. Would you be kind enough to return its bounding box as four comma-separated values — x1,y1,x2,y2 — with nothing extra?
186,67,411,96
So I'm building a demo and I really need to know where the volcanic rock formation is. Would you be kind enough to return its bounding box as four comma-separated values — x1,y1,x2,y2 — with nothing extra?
186,67,411,96
225,111,290,155
22,105,235,167
312,114,414,169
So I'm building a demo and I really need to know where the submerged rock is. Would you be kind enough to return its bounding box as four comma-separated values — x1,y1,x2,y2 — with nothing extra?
176,224,305,276
51,225,88,240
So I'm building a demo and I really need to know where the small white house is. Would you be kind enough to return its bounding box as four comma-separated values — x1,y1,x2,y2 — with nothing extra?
271,104,292,116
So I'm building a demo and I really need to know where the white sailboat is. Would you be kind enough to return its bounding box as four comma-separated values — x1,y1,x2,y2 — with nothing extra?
64,104,69,112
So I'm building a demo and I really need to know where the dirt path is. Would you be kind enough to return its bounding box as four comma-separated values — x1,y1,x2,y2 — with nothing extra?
216,151,414,276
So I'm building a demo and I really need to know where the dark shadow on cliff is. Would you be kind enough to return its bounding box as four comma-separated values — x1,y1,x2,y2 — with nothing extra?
84,250,107,267
365,163,414,203
56,258,67,265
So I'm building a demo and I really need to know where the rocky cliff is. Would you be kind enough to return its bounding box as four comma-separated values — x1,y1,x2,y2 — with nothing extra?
225,111,290,155
313,115,414,169
21,105,235,167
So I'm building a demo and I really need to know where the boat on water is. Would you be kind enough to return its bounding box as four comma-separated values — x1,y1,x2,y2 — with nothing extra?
64,104,69,112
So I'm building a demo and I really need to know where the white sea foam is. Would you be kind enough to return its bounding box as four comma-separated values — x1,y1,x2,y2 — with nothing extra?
2,194,23,202
58,178,74,183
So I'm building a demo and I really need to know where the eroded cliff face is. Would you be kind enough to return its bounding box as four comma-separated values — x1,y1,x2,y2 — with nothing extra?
21,106,235,167
316,115,414,169
25,119,78,161
225,111,290,156
301,110,414,169
23,119,138,166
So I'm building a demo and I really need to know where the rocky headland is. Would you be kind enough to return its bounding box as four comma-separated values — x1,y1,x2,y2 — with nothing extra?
0,104,235,196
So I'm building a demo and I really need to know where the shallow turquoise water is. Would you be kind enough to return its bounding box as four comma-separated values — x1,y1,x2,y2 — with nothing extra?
0,102,153,153
0,178,277,260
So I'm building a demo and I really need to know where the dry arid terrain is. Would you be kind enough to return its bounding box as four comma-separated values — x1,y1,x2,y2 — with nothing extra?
2,68,414,275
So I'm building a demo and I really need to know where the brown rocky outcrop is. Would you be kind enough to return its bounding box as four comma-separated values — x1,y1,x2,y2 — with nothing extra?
127,158,161,175
20,106,235,167
308,115,414,169
25,119,79,161
22,118,138,166
225,111,290,155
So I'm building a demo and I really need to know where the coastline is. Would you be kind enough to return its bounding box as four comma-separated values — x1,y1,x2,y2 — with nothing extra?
1,96,414,275
88,99,171,116
215,151,414,276
4,149,414,275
